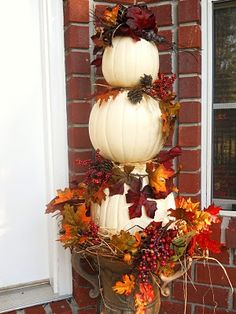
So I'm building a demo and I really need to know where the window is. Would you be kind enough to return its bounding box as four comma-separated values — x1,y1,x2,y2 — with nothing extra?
212,1,236,210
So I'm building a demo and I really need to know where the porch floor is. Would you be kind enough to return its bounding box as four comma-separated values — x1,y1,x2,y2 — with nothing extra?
3,298,96,314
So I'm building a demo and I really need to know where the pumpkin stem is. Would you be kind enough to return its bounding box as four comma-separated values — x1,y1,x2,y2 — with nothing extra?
133,0,137,4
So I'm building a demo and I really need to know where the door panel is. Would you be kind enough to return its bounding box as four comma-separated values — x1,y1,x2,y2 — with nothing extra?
0,0,50,288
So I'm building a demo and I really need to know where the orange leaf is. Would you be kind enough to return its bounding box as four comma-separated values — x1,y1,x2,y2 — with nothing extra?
75,203,91,226
54,188,74,204
149,164,174,193
96,89,120,106
112,274,135,296
102,4,119,26
92,186,107,205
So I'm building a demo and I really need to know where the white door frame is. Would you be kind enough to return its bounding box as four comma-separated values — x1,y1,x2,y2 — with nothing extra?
39,0,72,295
201,0,236,217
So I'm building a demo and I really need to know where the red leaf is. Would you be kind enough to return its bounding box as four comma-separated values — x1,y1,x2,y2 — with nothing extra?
196,231,221,254
205,204,221,216
126,185,157,219
91,57,103,67
126,6,156,31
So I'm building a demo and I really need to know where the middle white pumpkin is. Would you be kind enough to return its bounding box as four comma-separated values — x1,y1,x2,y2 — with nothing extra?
102,36,159,88
89,91,164,163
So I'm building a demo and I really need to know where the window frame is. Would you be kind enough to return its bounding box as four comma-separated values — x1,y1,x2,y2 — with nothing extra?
201,0,236,216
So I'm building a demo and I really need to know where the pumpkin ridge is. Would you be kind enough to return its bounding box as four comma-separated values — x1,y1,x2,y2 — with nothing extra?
105,98,116,161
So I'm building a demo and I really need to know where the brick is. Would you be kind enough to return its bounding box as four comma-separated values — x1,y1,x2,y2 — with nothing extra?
64,0,89,24
179,76,201,99
68,127,92,149
69,173,86,184
67,102,91,124
178,25,201,49
210,248,229,265
195,306,236,314
159,53,172,74
50,300,72,314
178,0,201,23
73,286,98,308
179,102,201,123
69,150,93,173
179,149,200,171
65,25,89,49
67,77,91,100
179,51,201,74
195,263,236,287
178,172,200,194
173,282,229,307
234,291,236,310
160,300,191,314
25,305,45,314
158,30,173,52
66,52,90,75
77,309,97,314
178,125,201,147
152,5,172,27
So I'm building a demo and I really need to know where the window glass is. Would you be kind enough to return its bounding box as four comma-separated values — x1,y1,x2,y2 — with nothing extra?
213,2,236,209
214,2,236,103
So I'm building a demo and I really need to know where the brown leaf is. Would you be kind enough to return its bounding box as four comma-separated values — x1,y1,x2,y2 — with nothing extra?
96,89,120,106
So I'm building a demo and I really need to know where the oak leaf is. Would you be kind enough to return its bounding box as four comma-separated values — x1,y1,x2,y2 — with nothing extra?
96,89,120,106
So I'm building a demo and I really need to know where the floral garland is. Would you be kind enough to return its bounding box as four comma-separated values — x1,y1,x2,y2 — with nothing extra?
93,73,180,141
46,149,221,314
91,4,166,66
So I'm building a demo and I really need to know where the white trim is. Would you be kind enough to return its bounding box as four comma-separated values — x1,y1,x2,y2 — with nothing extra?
39,0,72,296
201,0,236,217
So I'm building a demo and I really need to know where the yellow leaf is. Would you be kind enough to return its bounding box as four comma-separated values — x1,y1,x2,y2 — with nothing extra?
112,274,135,296
149,164,174,193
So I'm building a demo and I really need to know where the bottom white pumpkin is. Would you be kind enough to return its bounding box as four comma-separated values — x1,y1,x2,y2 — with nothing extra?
91,187,175,235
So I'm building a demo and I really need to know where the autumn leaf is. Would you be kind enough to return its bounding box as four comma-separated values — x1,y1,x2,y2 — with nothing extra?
96,89,120,106
108,166,138,196
91,56,103,67
149,164,174,194
126,184,157,219
126,6,156,31
112,274,135,296
91,186,107,205
196,231,221,254
111,230,141,254
175,197,200,213
204,204,221,223
102,4,119,26
75,203,91,229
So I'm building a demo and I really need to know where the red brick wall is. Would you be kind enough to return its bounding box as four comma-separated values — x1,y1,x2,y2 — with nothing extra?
63,1,236,313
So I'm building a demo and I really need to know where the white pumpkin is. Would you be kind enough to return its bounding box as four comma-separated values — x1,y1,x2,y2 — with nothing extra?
91,164,175,234
89,91,163,163
91,178,175,234
102,36,159,88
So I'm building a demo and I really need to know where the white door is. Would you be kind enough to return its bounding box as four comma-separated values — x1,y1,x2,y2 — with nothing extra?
0,0,71,311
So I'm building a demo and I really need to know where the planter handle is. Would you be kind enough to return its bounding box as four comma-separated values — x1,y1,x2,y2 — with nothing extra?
71,253,100,298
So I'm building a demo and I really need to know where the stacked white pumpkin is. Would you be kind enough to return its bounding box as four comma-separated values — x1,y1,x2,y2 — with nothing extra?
89,36,175,234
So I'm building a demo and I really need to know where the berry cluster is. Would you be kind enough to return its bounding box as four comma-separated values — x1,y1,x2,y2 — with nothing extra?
136,222,177,283
83,221,101,245
150,73,176,102
77,151,113,187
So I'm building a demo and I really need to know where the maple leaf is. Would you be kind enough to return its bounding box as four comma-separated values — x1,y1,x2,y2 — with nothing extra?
126,185,157,219
156,146,182,164
102,4,119,26
112,274,135,296
109,166,138,196
196,231,221,254
75,203,91,229
149,164,174,194
96,89,120,106
204,204,221,223
111,230,141,254
126,6,156,31
175,197,200,213
91,186,107,205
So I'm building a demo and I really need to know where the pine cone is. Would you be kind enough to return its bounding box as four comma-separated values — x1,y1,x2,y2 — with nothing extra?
128,89,143,104
140,74,153,87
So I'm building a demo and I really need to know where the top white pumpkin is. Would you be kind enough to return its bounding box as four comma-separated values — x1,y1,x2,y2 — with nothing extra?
102,36,159,88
